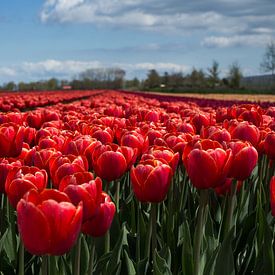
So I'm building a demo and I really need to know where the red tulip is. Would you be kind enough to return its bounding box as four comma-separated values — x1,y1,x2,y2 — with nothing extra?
63,177,102,221
270,176,275,216
0,123,25,158
264,132,275,160
120,130,149,157
0,158,22,193
229,121,260,148
185,148,232,189
200,126,231,144
49,155,88,188
141,145,180,173
59,171,94,192
130,159,173,203
215,178,243,196
82,192,116,237
17,189,83,255
92,143,137,181
227,141,258,181
5,166,48,208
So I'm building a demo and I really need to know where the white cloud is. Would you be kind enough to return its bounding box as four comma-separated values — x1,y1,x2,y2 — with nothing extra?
0,67,16,76
202,34,273,48
40,0,275,42
0,59,190,83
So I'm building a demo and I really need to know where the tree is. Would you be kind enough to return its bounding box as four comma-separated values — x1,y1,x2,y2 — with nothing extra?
207,60,220,87
260,41,275,75
228,62,242,88
144,69,161,89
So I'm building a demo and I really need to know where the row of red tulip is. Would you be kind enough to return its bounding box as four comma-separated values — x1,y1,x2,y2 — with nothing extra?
0,90,274,274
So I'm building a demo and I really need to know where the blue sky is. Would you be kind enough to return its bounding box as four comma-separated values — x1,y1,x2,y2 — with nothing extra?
0,0,274,83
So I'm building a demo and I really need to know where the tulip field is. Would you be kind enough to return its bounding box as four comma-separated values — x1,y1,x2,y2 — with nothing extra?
0,89,275,275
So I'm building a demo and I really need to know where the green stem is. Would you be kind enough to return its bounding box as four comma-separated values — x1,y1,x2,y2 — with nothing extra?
193,189,209,275
41,255,48,275
151,203,157,270
105,230,110,254
88,237,95,275
225,181,238,236
74,235,82,275
8,202,17,263
136,202,141,264
145,204,153,260
115,181,120,213
18,240,24,275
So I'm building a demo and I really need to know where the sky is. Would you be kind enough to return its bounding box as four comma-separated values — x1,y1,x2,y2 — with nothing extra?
0,0,274,83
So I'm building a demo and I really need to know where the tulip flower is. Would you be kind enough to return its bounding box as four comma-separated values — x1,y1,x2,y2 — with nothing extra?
17,189,83,255
63,177,102,221
130,159,173,203
5,166,48,208
270,176,275,216
0,158,22,193
227,141,258,181
264,132,275,160
229,121,260,148
92,143,137,182
49,155,88,188
0,123,25,158
185,147,233,189
59,171,94,192
82,192,116,237
141,145,179,173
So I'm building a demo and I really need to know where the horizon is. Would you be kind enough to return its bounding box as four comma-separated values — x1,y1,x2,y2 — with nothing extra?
0,0,274,84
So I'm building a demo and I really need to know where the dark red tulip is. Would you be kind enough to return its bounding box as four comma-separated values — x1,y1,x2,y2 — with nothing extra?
17,189,83,255
130,159,173,203
82,192,116,237
264,132,275,160
0,158,22,193
229,121,260,148
270,176,275,216
5,166,48,208
0,123,25,158
120,130,149,157
49,155,88,188
92,143,137,181
215,178,243,196
141,145,180,173
59,171,94,192
63,177,102,221
200,126,231,144
227,141,258,180
185,148,232,189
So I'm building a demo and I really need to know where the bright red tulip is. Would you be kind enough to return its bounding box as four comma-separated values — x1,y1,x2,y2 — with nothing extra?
63,177,102,221
270,176,275,216
59,171,94,192
92,143,137,181
0,158,22,193
0,123,25,158
227,141,258,180
49,155,88,188
264,132,275,160
141,145,180,173
17,189,83,255
82,192,115,237
185,148,232,189
130,159,173,203
5,166,48,208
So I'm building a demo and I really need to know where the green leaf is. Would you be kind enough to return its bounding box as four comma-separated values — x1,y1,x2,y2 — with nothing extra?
106,224,128,273
123,249,136,275
136,257,149,275
180,220,194,275
80,236,90,275
3,228,17,266
153,249,172,275
214,227,235,275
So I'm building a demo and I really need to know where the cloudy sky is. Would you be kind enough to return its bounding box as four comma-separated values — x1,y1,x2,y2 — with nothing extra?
0,0,274,83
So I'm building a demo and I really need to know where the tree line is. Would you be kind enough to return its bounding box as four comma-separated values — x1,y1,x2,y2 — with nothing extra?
1,41,274,92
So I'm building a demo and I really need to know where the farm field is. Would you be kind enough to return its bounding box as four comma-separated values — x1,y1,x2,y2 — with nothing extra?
0,89,274,275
